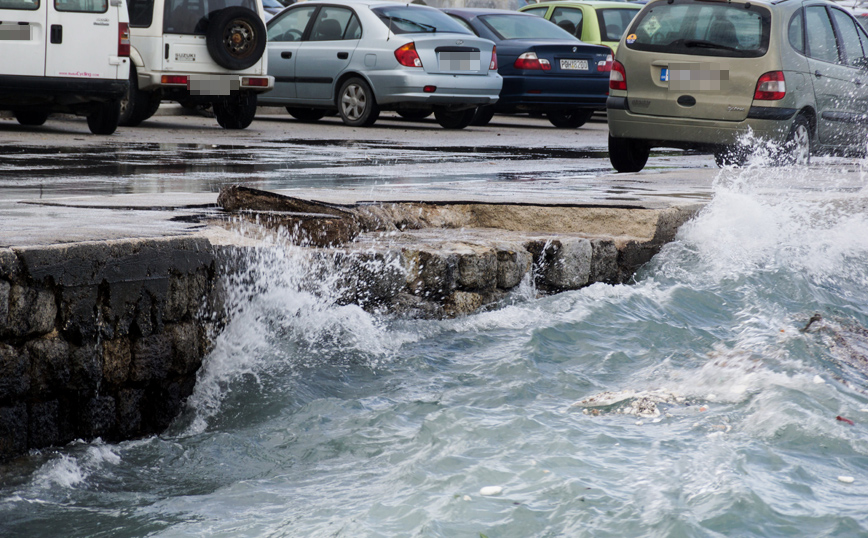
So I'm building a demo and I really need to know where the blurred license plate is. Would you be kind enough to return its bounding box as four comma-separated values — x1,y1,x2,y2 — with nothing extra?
439,52,480,71
660,68,670,81
560,59,588,70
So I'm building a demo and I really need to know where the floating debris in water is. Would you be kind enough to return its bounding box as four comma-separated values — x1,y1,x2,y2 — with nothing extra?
479,486,503,496
836,415,855,425
838,476,855,484
813,375,826,384
572,389,687,418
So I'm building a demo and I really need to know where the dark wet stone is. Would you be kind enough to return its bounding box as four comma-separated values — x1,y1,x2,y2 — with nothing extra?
457,249,497,291
5,284,56,338
414,250,459,300
102,337,131,385
29,400,59,448
81,395,115,439
0,403,27,459
131,334,172,382
27,337,71,395
116,388,145,438
0,343,30,400
59,286,99,340
496,246,533,290
590,239,620,284
70,342,102,394
351,251,405,305
168,322,201,376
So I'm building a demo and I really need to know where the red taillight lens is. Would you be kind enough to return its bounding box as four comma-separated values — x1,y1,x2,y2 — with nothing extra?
395,42,423,68
609,60,626,91
118,22,130,57
423,85,436,93
242,77,269,87
514,52,551,71
754,71,786,100
161,75,188,85
490,45,498,70
597,48,613,72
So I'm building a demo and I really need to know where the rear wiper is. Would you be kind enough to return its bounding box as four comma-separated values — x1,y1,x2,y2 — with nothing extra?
386,16,437,32
683,39,738,52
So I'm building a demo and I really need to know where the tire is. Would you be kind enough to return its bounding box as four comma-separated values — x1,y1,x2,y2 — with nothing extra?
547,109,594,129
779,114,811,166
119,65,161,127
14,109,50,126
608,134,649,173
205,7,267,71
396,109,432,120
434,107,475,129
286,107,326,122
87,100,121,135
337,77,379,127
470,105,495,126
713,145,748,167
214,92,258,129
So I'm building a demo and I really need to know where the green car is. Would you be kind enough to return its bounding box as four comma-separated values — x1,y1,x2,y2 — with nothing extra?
518,1,641,52
608,0,868,172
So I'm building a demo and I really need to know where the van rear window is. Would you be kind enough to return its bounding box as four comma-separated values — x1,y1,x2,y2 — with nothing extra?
0,0,39,10
164,0,258,34
625,0,770,58
55,0,107,12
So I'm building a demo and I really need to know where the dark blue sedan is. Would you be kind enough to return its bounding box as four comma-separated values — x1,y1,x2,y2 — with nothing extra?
442,8,612,128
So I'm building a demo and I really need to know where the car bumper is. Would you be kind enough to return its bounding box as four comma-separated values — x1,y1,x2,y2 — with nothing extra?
607,103,792,148
146,73,274,96
369,71,502,106
0,75,128,107
496,74,609,110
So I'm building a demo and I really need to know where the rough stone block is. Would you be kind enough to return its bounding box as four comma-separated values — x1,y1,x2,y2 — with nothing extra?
102,337,131,385
351,251,405,305
0,403,27,459
29,400,59,448
541,238,593,290
116,388,145,438
131,334,172,382
0,343,30,400
168,322,201,376
0,280,9,333
70,343,102,394
408,250,459,300
496,247,533,289
146,380,184,432
590,239,620,284
81,395,115,439
27,337,71,395
6,284,56,338
0,248,21,281
457,248,497,291
59,285,99,340
164,273,201,322
444,290,486,317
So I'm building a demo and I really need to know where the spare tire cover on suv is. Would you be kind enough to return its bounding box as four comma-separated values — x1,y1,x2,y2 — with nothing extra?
205,6,267,70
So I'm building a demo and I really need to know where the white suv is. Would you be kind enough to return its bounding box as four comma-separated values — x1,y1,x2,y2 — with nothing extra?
0,0,131,134
123,0,274,129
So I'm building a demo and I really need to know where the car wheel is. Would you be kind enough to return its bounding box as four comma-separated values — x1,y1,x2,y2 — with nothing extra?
205,7,267,71
470,105,495,126
286,107,326,122
14,109,50,126
547,109,594,129
608,134,649,173
214,92,258,129
780,114,811,166
120,65,162,127
713,145,748,167
338,77,379,127
396,109,432,120
87,100,121,135
434,107,475,129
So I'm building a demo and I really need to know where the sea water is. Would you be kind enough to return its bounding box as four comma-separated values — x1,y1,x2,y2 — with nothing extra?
2,161,868,538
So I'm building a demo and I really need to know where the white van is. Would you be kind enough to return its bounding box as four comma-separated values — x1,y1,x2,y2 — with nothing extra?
123,0,274,129
0,0,131,134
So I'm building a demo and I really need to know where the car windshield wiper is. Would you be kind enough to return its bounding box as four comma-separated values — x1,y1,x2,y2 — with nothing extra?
683,39,738,52
384,16,437,32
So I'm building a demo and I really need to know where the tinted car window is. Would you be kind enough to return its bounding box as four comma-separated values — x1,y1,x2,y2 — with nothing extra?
309,6,354,41
598,8,638,42
447,14,477,34
480,13,575,40
788,9,804,54
805,5,839,63
129,0,154,27
550,7,582,37
268,4,315,41
0,0,39,10
56,0,107,12
626,1,770,58
521,6,548,18
373,6,471,34
831,8,867,67
164,0,258,34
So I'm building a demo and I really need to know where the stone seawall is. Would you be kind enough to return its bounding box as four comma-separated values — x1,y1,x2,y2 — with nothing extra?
0,238,214,460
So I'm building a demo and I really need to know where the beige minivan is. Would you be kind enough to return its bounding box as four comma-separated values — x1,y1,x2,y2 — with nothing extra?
607,0,868,172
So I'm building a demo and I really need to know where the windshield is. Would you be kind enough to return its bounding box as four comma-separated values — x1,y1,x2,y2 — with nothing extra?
372,5,472,34
626,0,770,58
480,13,575,40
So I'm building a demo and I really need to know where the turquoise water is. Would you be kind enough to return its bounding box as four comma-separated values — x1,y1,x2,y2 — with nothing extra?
3,164,868,537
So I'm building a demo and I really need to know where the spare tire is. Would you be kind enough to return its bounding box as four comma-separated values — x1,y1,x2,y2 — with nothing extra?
205,6,266,71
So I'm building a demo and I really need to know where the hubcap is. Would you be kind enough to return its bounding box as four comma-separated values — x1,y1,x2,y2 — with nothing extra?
792,124,810,165
341,84,366,121
224,21,254,57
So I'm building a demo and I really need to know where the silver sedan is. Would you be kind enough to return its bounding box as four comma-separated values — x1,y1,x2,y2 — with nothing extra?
259,0,503,129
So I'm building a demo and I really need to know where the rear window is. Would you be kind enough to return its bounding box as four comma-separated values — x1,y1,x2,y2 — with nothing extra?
598,8,640,42
480,13,575,40
164,0,258,35
129,0,154,27
625,0,770,58
0,0,39,10
56,0,107,12
372,5,471,34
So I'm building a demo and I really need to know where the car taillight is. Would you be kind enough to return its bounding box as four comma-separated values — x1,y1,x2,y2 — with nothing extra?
161,75,188,85
395,42,423,68
490,45,498,70
242,77,270,87
754,71,786,100
610,60,626,91
118,22,130,57
514,52,551,71
597,48,613,72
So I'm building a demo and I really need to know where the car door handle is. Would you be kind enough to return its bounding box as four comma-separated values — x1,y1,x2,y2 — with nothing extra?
281,51,292,59
814,70,823,78
337,52,349,60
50,24,62,44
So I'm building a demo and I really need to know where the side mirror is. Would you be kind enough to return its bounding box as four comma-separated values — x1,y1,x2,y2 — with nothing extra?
852,56,868,70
